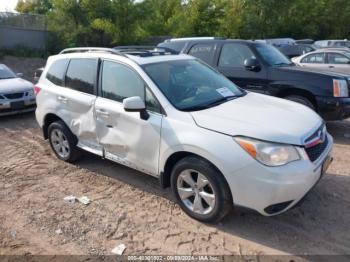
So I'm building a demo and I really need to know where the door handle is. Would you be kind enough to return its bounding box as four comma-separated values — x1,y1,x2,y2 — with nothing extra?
96,109,110,117
329,66,334,68
57,96,68,103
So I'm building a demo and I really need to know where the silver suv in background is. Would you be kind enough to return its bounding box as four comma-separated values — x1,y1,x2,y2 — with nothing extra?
35,48,333,222
0,64,35,116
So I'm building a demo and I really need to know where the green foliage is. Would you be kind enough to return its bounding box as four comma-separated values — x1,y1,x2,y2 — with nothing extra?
14,0,350,53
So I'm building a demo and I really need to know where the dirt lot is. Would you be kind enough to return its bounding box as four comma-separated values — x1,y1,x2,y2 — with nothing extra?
0,114,349,258
0,57,350,258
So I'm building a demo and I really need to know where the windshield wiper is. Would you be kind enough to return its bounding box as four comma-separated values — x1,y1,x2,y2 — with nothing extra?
0,77,15,79
273,62,293,67
182,95,241,112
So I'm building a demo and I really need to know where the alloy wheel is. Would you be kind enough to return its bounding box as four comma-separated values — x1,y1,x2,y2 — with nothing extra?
176,169,216,215
50,129,70,158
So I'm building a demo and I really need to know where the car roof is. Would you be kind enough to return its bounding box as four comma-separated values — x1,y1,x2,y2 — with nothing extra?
310,48,350,54
161,38,258,45
51,50,195,66
127,54,194,65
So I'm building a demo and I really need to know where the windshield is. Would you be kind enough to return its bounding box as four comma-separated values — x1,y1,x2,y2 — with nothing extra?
255,44,293,66
0,64,16,79
143,59,245,111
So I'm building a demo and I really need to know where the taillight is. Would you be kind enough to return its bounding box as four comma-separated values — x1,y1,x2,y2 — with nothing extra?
34,85,41,95
333,79,349,97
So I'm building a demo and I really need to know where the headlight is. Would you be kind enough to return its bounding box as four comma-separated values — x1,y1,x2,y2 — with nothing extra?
27,89,34,97
234,137,300,166
333,79,349,97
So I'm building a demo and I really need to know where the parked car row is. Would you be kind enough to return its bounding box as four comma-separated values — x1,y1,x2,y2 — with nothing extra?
157,37,350,120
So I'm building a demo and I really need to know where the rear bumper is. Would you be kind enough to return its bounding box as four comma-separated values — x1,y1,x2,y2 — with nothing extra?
316,96,350,120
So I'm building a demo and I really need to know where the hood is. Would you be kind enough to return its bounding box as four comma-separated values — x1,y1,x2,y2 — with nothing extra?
0,78,34,94
273,64,348,79
191,92,322,145
309,67,350,77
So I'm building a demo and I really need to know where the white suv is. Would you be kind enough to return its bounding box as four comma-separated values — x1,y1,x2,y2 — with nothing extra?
35,47,333,222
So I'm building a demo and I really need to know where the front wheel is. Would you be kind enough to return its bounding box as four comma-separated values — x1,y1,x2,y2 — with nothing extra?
171,156,232,223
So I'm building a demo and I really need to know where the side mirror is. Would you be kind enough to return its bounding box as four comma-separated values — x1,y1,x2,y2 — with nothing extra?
123,96,149,120
244,58,261,72
16,73,24,77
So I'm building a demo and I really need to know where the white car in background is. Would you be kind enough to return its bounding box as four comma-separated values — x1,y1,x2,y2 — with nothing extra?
292,49,350,73
35,48,333,222
0,64,36,116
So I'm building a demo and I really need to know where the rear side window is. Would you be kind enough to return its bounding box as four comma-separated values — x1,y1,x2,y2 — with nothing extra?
46,59,69,86
327,53,350,64
188,43,215,64
65,59,97,95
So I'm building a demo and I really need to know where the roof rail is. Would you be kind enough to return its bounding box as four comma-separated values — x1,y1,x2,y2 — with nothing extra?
59,47,127,57
114,45,155,51
165,37,226,42
113,46,175,57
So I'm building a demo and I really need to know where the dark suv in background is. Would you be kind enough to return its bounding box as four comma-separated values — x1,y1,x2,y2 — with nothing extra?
157,38,350,120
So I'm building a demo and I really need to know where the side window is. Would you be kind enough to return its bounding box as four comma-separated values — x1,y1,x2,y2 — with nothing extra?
302,53,325,64
327,53,350,64
46,59,69,86
188,43,215,64
218,43,256,67
65,59,96,94
145,88,161,113
101,60,145,102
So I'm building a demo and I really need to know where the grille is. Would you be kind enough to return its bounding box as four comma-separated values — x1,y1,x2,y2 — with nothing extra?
305,124,325,144
305,135,328,162
4,93,24,99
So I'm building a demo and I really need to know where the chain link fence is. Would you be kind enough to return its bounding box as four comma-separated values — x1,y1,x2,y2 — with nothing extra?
0,12,48,52
0,12,47,30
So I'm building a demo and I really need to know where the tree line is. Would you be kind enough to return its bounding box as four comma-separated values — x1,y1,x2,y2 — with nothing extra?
15,0,350,52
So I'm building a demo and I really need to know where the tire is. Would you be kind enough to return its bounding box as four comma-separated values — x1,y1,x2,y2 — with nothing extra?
171,156,232,223
48,120,80,163
285,95,315,110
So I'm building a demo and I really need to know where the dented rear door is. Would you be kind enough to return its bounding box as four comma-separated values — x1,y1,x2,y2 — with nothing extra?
59,58,102,155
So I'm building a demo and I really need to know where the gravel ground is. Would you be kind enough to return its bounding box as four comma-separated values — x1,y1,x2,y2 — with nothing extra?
0,113,349,258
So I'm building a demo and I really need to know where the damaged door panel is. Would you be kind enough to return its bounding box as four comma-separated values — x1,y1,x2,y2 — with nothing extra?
95,97,162,176
62,58,102,155
95,60,162,175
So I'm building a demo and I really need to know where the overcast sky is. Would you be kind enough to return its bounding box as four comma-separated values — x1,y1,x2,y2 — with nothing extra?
0,0,18,12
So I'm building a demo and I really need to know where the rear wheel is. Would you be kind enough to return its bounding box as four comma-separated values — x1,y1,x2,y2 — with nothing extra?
48,121,80,162
171,156,232,223
285,95,315,110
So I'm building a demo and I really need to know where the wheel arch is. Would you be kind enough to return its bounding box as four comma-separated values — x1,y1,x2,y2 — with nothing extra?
276,87,318,110
160,150,233,203
42,113,67,139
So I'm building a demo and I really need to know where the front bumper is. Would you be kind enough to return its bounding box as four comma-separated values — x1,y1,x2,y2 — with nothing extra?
0,98,36,116
227,134,333,216
316,96,350,121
